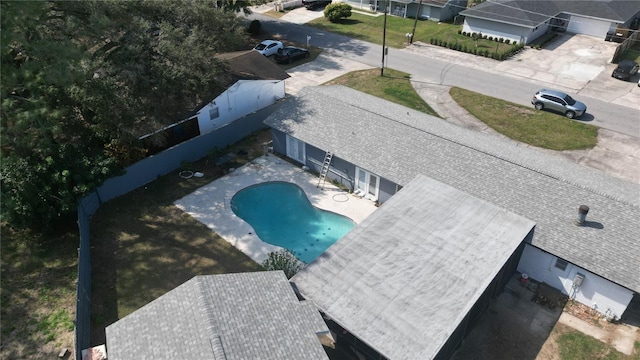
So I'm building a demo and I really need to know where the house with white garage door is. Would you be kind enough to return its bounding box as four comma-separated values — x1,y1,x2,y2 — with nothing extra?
460,0,640,45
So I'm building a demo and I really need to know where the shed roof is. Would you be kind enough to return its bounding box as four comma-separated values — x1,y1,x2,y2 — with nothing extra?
264,85,640,293
461,0,640,28
216,50,290,81
292,174,536,359
106,271,330,360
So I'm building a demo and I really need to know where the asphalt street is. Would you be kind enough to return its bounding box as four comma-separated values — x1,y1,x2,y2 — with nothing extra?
247,11,640,138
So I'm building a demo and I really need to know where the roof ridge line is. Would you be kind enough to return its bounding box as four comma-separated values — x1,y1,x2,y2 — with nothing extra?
194,276,228,360
344,100,638,208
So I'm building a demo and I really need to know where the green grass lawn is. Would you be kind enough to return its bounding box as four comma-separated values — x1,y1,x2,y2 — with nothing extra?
553,323,640,360
308,11,516,54
1,225,77,359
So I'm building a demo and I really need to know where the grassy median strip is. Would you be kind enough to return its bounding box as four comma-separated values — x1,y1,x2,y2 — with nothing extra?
449,87,598,151
325,68,439,117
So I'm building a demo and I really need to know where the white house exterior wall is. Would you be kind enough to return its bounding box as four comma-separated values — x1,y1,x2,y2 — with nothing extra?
565,15,611,38
196,80,285,135
463,17,534,44
518,245,634,319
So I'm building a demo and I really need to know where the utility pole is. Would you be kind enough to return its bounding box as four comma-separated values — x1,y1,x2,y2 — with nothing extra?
381,3,387,76
410,0,423,44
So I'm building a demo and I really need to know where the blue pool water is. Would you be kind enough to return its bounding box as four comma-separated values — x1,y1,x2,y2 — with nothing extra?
230,182,355,264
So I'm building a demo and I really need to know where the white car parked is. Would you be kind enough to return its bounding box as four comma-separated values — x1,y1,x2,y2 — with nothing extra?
253,40,283,57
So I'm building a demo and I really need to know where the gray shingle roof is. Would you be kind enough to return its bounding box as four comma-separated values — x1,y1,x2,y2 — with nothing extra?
106,271,330,360
292,174,536,360
264,85,640,293
460,0,640,28
215,50,290,81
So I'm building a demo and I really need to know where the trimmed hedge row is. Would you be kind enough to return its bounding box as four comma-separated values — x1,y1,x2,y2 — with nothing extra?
429,37,525,60
458,30,514,45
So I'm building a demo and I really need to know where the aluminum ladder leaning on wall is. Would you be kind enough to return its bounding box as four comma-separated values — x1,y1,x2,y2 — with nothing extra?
317,151,333,189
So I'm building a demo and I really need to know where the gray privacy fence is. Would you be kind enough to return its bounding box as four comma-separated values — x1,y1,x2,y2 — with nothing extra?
74,104,280,359
611,30,640,63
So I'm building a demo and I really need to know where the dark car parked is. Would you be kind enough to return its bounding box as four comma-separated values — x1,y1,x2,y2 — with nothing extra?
611,60,639,81
274,46,310,64
302,0,332,9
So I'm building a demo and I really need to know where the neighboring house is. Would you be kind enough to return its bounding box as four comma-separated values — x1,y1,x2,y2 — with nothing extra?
200,51,290,134
263,85,640,357
105,271,332,360
460,0,640,44
140,50,289,153
348,0,468,21
292,173,536,360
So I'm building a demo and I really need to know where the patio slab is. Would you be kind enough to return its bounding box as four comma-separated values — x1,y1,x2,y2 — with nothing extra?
174,154,379,264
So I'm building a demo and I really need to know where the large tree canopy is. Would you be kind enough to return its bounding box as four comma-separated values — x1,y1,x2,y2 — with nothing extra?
1,0,256,232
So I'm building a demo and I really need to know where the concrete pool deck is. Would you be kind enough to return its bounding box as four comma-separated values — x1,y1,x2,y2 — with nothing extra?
174,154,379,264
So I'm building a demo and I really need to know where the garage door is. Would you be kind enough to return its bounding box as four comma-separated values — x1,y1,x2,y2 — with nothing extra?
566,15,611,38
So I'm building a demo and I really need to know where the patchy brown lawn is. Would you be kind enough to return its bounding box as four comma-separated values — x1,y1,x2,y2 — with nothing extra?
1,225,77,359
89,129,271,345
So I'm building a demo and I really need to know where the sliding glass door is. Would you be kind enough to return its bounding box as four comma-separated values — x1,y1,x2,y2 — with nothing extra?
286,135,305,164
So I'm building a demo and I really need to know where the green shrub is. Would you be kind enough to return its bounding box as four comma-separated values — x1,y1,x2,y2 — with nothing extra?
458,29,462,34
262,249,304,279
324,3,352,22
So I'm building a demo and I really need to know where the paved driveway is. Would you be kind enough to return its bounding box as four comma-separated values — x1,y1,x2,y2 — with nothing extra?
495,34,639,108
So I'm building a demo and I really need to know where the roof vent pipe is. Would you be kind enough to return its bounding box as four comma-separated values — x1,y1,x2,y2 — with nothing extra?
575,205,589,226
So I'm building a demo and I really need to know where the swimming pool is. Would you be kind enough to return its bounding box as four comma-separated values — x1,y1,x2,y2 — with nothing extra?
230,182,355,264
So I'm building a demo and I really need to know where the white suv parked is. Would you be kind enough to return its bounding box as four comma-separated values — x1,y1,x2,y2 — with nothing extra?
531,89,587,119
